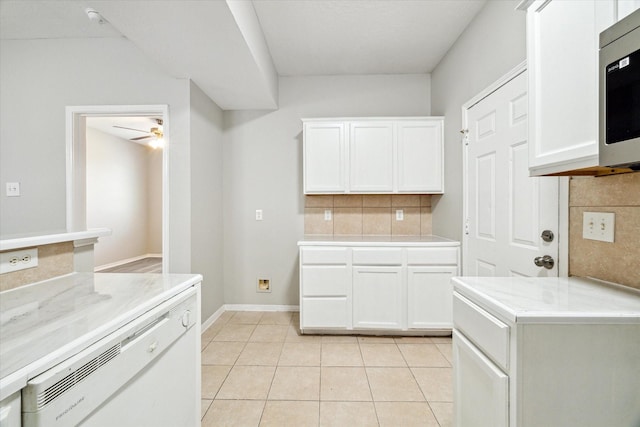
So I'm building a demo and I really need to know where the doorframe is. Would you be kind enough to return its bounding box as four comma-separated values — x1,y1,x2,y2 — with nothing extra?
66,104,170,273
460,61,569,276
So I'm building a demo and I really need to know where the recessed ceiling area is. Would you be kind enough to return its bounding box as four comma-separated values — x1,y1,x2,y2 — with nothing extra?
0,0,488,110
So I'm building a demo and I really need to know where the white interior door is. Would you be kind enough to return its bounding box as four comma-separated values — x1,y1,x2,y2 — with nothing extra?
463,70,559,277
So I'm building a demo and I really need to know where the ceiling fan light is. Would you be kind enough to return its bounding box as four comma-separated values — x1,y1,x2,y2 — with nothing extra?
149,137,164,149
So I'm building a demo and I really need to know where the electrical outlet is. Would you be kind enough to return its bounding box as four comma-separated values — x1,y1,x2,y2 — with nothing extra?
582,212,615,243
324,209,332,221
255,209,263,221
0,248,38,273
395,209,404,221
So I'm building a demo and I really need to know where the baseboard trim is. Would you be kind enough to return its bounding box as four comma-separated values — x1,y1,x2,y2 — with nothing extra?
201,305,226,331
94,253,162,272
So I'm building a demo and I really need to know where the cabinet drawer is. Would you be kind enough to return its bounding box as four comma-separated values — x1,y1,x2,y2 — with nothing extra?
301,297,348,328
453,293,509,371
352,248,402,265
301,247,348,265
301,266,349,296
407,248,458,265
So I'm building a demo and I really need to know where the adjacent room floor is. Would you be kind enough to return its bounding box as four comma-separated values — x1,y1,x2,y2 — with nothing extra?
200,311,453,427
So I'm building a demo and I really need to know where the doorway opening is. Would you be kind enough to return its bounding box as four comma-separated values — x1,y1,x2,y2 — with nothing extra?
66,105,169,273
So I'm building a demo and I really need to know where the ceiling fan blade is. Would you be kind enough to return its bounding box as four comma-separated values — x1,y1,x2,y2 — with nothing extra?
130,135,153,141
114,125,150,134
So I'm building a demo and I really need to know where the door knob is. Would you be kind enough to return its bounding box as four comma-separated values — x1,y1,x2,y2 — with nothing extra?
534,255,555,270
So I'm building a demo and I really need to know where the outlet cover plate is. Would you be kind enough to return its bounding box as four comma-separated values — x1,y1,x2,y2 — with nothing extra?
0,248,38,273
582,212,615,243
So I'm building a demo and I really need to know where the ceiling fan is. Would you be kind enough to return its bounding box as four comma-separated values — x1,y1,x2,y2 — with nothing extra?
113,118,163,141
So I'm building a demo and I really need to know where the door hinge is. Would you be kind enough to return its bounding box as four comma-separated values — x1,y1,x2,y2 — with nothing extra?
464,218,470,235
460,129,469,145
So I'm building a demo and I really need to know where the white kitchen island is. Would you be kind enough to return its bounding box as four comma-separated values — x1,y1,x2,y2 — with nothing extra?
452,276,640,427
298,235,460,335
0,272,202,426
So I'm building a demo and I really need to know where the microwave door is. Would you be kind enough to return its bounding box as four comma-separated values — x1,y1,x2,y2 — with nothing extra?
605,48,640,145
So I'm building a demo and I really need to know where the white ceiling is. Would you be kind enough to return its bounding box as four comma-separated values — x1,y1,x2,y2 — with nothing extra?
253,0,486,76
87,116,164,145
0,0,487,109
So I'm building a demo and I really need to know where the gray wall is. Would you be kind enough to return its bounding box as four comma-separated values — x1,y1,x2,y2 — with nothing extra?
430,0,526,241
0,37,193,273
190,81,225,320
223,74,431,306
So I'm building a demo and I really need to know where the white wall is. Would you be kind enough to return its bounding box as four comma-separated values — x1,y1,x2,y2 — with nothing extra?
430,0,526,241
0,37,192,273
223,74,430,305
190,81,225,320
86,127,162,267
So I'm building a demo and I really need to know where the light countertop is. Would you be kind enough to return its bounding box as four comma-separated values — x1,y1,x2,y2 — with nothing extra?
0,272,202,400
0,228,111,251
453,276,640,324
299,235,460,246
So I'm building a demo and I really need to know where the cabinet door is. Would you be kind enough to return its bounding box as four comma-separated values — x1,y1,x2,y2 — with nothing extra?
453,330,509,427
407,266,457,329
397,120,444,193
527,0,615,175
349,122,394,192
303,121,346,193
353,266,403,329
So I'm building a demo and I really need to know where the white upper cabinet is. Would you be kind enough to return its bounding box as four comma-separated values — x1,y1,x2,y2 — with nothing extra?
303,117,444,194
349,121,395,192
397,120,444,192
525,0,640,175
526,0,616,176
303,121,347,193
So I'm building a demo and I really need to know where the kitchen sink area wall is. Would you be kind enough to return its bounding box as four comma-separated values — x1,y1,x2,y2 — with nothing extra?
569,172,640,289
304,194,433,236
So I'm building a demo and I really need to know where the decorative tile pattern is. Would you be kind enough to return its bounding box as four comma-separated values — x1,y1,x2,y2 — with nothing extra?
303,194,435,237
568,173,640,289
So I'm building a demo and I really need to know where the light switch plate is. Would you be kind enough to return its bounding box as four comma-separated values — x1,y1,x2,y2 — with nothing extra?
6,182,20,197
582,212,615,243
255,209,263,221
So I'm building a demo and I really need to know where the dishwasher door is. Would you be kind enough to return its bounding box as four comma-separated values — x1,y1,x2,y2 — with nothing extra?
22,286,200,427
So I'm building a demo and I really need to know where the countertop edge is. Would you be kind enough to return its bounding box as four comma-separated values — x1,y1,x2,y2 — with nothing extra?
452,277,640,325
0,273,202,400
298,235,460,247
0,228,112,251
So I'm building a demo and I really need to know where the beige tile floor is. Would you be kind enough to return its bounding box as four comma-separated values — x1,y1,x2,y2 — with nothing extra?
200,311,453,427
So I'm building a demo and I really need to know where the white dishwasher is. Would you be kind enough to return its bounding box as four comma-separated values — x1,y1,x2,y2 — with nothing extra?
21,286,199,427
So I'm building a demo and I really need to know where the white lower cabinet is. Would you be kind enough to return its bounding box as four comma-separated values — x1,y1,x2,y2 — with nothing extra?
407,266,457,329
453,330,509,427
453,285,640,427
352,266,403,329
299,241,460,333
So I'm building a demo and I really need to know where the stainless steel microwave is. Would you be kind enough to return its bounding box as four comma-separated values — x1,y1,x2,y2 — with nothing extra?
599,8,640,170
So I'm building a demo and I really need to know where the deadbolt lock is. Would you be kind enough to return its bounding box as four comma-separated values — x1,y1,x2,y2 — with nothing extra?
541,230,554,242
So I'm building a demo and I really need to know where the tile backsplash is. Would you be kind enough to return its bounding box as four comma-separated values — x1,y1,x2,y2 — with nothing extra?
305,194,432,236
0,242,74,292
569,172,640,290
